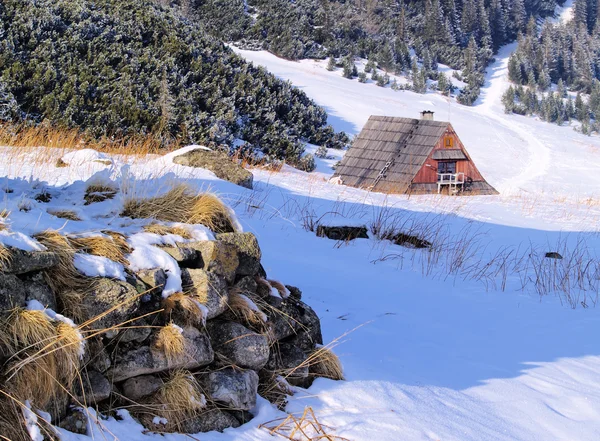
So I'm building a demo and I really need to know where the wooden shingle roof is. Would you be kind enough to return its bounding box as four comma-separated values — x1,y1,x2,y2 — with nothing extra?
333,116,449,193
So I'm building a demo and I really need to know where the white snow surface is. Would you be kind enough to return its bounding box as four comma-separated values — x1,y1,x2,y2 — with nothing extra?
73,253,126,281
4,40,600,441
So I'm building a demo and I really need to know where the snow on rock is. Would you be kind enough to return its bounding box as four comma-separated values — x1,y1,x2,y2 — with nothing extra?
0,230,45,251
74,253,126,281
127,232,183,296
22,401,43,441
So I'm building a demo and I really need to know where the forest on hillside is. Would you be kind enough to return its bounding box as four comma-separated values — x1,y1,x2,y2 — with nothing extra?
502,0,600,133
0,0,348,167
180,0,564,104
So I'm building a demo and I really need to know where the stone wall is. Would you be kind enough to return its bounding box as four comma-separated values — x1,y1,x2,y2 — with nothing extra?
0,231,328,436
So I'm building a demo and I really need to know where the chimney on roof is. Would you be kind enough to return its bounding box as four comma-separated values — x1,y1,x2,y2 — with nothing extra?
420,110,434,121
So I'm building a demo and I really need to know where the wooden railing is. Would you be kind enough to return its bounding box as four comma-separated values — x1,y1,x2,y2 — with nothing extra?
437,172,465,194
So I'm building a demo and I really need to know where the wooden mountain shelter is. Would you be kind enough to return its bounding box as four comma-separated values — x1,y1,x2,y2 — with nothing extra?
333,112,498,195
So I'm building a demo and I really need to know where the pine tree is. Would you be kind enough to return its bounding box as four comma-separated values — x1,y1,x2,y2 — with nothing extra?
437,72,450,95
502,85,516,113
327,56,336,71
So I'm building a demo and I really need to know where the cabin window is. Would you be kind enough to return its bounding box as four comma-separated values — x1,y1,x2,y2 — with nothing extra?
444,136,453,148
438,161,456,174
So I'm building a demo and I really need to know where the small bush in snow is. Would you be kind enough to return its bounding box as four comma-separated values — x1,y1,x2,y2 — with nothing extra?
315,145,328,158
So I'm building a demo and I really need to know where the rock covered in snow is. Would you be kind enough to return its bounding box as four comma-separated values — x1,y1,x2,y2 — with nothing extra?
172,148,254,189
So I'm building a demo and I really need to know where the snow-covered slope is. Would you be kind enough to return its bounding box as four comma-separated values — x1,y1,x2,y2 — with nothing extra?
6,8,600,437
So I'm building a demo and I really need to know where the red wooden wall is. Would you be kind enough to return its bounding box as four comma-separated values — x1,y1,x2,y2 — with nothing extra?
412,125,485,184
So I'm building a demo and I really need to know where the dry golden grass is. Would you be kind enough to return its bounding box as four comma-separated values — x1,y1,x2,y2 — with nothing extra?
138,370,205,432
162,292,206,327
259,406,349,441
0,395,40,441
84,181,118,205
0,122,181,156
8,356,59,408
102,231,132,254
267,279,289,298
54,323,83,387
47,209,81,221
154,322,185,362
0,244,11,267
86,182,117,195
228,288,267,327
33,230,93,320
122,184,236,233
0,309,61,408
5,309,56,351
69,235,129,265
143,222,193,239
308,347,344,381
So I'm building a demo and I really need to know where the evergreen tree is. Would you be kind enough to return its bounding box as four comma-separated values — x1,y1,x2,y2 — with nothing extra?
327,56,336,71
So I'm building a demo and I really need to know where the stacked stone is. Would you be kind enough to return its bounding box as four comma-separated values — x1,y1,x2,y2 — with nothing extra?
0,232,323,435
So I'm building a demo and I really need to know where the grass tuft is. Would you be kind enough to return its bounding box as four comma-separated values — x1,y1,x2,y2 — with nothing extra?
162,292,206,327
6,309,56,351
0,244,12,267
154,322,185,362
47,209,81,221
267,279,290,298
308,346,344,381
138,370,206,432
69,235,130,265
33,230,93,321
143,222,193,239
122,184,236,233
228,288,267,327
54,322,84,387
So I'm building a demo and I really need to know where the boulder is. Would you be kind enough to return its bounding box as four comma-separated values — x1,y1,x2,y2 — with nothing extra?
234,276,258,294
1,249,58,274
173,149,253,189
181,268,229,319
121,375,163,401
266,343,309,387
392,232,431,249
265,296,322,345
316,225,369,241
21,272,57,310
202,368,259,410
136,268,167,295
80,278,141,330
216,233,261,277
59,408,88,435
207,321,269,370
117,318,152,344
0,273,28,310
84,337,111,373
108,327,213,382
0,271,57,311
186,408,241,433
159,246,201,268
183,241,239,284
72,370,112,405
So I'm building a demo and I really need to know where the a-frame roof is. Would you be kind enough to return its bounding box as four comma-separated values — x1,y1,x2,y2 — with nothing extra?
333,115,449,193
